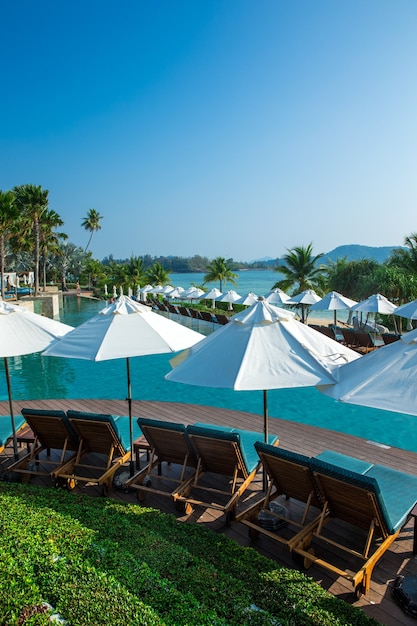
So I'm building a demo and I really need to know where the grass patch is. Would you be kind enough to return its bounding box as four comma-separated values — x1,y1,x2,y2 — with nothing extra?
0,483,379,625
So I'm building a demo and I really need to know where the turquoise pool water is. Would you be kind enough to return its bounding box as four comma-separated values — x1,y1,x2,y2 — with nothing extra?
1,288,415,454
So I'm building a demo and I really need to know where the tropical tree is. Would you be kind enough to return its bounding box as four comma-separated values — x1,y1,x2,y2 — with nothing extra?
203,257,237,292
50,242,87,291
81,257,108,290
39,209,67,291
0,190,19,295
388,233,417,274
82,208,103,252
13,184,49,296
272,243,324,294
146,262,171,286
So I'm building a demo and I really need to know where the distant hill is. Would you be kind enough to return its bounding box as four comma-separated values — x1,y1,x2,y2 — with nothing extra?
321,245,401,264
253,245,402,267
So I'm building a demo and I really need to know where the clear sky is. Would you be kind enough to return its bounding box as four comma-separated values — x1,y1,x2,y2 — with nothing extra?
1,1,417,262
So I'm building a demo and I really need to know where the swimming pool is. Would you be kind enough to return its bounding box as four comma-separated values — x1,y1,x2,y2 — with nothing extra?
1,296,416,454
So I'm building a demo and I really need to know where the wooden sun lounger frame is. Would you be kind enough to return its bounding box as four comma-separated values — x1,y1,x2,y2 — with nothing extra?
173,427,279,524
125,418,198,501
53,412,131,495
292,464,415,598
7,409,79,482
236,444,327,552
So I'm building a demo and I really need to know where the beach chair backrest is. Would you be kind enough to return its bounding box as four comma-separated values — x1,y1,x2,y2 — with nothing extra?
137,417,197,466
308,457,386,533
66,410,125,455
255,442,323,508
187,424,247,477
21,408,78,450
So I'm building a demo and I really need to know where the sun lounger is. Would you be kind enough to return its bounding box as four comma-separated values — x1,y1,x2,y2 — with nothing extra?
125,417,198,501
53,411,142,495
236,443,327,551
0,414,27,455
7,408,79,482
293,456,417,597
199,311,215,323
173,423,279,523
215,314,229,325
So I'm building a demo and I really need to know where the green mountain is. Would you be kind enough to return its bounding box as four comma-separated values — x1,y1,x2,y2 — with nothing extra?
321,244,401,264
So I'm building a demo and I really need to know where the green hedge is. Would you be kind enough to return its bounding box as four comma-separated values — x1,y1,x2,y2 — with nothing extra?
0,483,380,626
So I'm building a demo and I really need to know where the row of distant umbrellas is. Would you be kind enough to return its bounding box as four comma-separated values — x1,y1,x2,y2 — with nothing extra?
120,282,417,326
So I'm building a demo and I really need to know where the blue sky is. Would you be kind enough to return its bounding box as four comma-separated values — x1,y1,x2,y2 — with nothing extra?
1,1,417,262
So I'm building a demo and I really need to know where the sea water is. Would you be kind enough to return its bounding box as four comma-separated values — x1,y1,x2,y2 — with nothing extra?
0,270,414,453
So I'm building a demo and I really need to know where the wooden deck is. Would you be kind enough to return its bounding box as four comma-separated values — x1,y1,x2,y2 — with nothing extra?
1,397,417,626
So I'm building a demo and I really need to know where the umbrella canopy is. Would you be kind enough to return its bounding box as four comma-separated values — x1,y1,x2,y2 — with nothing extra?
310,291,357,326
264,288,290,305
166,299,359,441
217,290,242,310
202,287,223,309
186,288,206,300
167,287,184,299
351,293,396,334
235,292,259,306
351,293,397,315
287,289,321,323
319,327,417,416
394,299,417,320
43,295,204,473
0,301,73,456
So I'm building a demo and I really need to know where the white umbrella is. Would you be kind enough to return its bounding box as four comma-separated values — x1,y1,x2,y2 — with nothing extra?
186,288,205,300
43,295,204,474
160,285,174,296
351,293,397,334
235,292,259,306
167,287,184,299
310,291,358,326
141,284,154,302
0,301,73,457
264,288,290,305
394,299,417,331
104,284,108,296
166,299,359,442
217,290,242,311
202,287,223,309
319,327,417,416
287,289,321,323
150,285,164,295
112,285,117,299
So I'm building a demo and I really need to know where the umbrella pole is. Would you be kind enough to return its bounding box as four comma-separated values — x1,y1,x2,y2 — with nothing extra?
263,390,268,492
4,357,18,460
126,358,134,477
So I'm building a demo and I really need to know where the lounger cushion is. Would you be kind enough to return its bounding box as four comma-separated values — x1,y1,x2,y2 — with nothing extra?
365,465,417,533
0,414,26,448
67,410,140,452
21,408,77,442
309,457,417,535
137,416,187,434
189,424,277,474
255,441,313,468
315,450,374,474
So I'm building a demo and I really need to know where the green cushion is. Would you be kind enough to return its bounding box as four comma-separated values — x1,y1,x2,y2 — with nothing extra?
22,408,77,443
138,416,187,434
255,441,313,469
188,424,276,474
366,465,417,533
67,410,138,452
316,450,373,474
0,414,26,447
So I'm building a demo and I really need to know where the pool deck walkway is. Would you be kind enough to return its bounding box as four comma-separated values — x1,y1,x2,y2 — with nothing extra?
1,397,417,626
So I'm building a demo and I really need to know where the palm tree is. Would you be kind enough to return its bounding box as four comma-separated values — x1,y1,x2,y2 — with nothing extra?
50,242,87,291
39,209,67,291
0,190,19,296
388,233,417,273
203,257,237,292
272,244,324,294
146,262,171,286
13,184,49,296
82,209,103,252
